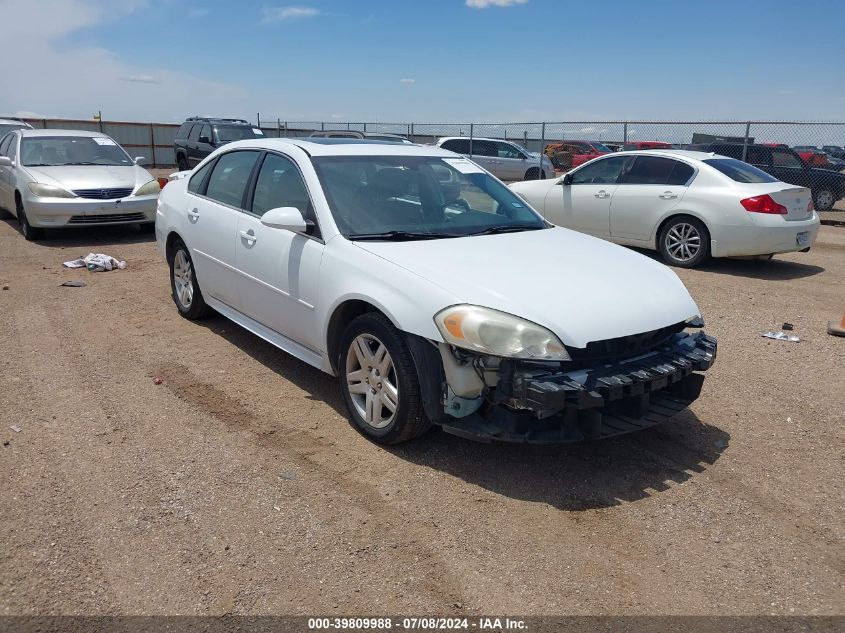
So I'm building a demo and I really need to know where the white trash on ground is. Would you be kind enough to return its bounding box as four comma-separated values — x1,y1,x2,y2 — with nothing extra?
760,331,801,342
63,253,127,272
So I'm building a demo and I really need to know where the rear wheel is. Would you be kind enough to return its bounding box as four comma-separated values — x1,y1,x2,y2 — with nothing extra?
339,313,431,444
177,155,189,172
16,196,44,241
813,188,835,211
524,167,540,180
168,239,211,319
658,216,710,268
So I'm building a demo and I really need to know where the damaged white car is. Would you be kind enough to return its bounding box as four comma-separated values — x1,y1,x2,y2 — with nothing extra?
156,139,716,444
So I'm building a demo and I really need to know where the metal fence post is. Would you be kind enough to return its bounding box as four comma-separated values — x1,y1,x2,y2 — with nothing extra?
149,122,156,167
98,110,103,133
469,123,474,159
540,122,546,178
363,122,367,133
742,121,751,162
321,122,325,131
410,122,414,141
284,121,288,138
623,122,628,145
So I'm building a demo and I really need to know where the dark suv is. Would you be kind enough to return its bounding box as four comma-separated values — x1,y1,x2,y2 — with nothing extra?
174,117,263,171
693,142,845,210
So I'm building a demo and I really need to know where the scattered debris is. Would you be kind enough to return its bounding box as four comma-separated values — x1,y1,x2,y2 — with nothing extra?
153,377,163,385
9,425,22,433
782,322,794,331
278,472,297,481
2,440,9,447
2,284,9,290
761,331,800,342
63,253,126,272
60,281,87,288
828,314,845,338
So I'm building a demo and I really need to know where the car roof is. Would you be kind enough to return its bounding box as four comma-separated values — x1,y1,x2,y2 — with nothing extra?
615,149,721,161
438,136,519,143
0,118,32,126
221,137,453,157
19,128,112,138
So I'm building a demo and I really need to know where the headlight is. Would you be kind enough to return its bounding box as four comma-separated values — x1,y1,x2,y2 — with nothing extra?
434,305,570,360
27,182,75,198
134,179,161,197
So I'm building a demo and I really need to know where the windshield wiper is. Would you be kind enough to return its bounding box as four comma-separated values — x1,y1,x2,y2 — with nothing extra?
470,225,546,236
347,230,462,241
61,162,101,166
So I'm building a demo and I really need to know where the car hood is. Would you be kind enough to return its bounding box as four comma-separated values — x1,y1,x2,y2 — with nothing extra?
23,165,151,191
354,227,700,349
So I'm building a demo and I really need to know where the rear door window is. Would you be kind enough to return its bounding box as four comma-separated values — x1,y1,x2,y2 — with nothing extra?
745,146,771,166
771,148,804,168
188,124,201,141
0,135,11,156
471,140,498,157
625,156,691,185
442,139,470,154
204,150,260,208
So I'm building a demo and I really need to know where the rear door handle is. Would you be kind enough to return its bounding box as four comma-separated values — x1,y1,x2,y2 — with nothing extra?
594,190,610,199
239,229,257,244
659,191,678,199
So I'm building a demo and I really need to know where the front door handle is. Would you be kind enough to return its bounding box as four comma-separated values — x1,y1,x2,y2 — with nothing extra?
239,229,257,244
594,190,610,199
659,191,678,199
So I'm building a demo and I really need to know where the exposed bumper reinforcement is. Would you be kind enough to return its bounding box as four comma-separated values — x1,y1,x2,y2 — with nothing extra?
439,331,716,444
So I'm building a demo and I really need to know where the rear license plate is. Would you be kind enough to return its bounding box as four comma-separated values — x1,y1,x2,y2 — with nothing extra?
796,231,810,247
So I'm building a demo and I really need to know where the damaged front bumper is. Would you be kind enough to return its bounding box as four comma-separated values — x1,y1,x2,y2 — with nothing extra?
437,331,717,444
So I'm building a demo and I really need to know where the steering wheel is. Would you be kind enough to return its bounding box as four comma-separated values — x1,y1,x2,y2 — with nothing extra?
443,198,471,215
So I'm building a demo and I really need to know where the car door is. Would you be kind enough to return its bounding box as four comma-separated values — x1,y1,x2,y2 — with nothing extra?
610,156,693,242
547,155,630,237
496,141,527,180
0,134,12,210
234,151,325,351
185,150,261,310
468,140,501,178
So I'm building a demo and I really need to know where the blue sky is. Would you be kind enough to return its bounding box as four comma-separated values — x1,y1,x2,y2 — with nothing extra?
2,0,844,123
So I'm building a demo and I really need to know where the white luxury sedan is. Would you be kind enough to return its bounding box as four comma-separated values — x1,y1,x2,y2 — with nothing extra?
156,138,716,445
509,150,821,268
0,129,160,240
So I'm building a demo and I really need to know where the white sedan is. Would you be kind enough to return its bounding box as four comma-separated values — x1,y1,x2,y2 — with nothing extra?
156,139,716,445
509,150,821,267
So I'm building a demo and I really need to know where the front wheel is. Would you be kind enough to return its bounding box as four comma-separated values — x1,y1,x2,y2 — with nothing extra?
339,313,431,444
813,188,835,211
168,239,211,319
658,216,710,268
524,167,541,181
16,197,44,241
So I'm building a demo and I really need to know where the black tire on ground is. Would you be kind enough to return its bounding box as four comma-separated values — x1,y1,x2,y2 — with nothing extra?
177,156,189,172
658,215,711,268
16,195,44,241
338,312,431,444
168,239,212,320
524,168,540,180
813,188,836,211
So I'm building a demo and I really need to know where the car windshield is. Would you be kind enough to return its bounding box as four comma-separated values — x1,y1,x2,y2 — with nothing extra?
20,136,132,167
312,155,548,240
0,123,27,136
590,142,612,152
214,125,261,143
703,158,779,183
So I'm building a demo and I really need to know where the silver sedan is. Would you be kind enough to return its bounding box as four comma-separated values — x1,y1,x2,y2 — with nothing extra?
0,129,160,240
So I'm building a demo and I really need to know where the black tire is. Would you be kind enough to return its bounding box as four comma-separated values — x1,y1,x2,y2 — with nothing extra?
658,215,710,268
338,312,431,444
168,239,211,320
16,196,44,241
177,155,189,172
524,167,540,181
813,188,835,211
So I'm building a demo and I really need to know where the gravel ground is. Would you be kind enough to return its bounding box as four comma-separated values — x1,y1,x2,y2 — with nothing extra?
0,214,843,616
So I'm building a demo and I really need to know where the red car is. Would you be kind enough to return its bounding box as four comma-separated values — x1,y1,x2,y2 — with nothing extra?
762,143,831,168
544,140,611,170
623,141,673,150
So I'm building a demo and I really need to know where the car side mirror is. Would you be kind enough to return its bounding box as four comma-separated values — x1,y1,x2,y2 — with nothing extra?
559,173,573,185
260,206,307,233
198,135,210,144
0,156,11,168
134,156,147,165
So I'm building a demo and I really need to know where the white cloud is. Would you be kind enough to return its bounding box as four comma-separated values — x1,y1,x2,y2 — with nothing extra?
261,6,320,23
187,6,209,18
466,0,528,8
119,74,160,83
330,113,344,119
0,0,248,121
399,78,416,84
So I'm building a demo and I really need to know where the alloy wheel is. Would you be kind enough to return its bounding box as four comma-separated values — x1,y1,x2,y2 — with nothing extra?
816,190,834,210
664,222,701,262
345,333,399,429
172,249,194,310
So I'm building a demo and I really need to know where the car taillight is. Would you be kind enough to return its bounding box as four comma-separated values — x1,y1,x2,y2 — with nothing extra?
807,199,814,214
740,195,787,215
157,177,169,189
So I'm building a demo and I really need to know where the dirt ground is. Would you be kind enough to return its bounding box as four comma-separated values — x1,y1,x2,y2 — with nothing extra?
0,213,843,617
